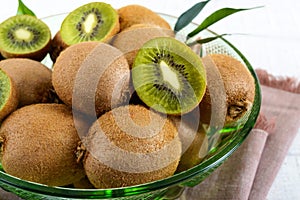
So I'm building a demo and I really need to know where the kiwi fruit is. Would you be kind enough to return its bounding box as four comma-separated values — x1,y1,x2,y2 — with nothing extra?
0,15,51,61
82,105,181,188
52,41,131,116
111,24,174,67
0,69,18,122
49,31,68,63
0,58,53,107
118,5,171,31
176,124,208,172
131,37,206,115
60,2,120,47
0,104,85,186
199,54,255,126
72,176,95,189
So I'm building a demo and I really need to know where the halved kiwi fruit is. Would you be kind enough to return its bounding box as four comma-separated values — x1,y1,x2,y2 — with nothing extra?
0,104,85,186
0,15,51,61
60,2,120,46
132,37,206,115
82,105,181,188
0,69,18,122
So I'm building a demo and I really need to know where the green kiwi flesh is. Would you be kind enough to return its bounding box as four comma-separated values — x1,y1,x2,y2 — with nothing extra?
0,69,18,121
60,2,120,46
0,15,51,61
132,37,206,115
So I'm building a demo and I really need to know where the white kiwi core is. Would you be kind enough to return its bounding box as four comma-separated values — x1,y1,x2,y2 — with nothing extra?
83,13,97,33
159,61,180,90
15,28,32,41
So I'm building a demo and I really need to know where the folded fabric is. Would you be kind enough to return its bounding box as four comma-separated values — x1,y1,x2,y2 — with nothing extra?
182,69,300,200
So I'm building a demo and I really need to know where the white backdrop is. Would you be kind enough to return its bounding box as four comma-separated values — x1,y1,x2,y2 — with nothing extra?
1,1,300,199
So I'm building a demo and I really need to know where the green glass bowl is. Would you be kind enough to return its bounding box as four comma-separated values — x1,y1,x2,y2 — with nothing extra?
0,13,261,200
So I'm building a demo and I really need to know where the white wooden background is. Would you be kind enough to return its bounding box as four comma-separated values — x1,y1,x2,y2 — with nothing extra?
0,0,299,199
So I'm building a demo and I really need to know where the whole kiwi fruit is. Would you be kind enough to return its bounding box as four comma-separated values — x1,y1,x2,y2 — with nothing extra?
0,15,51,61
82,105,182,188
0,69,18,122
0,58,53,107
199,54,255,126
52,41,131,116
0,104,85,186
132,37,206,115
118,5,171,31
111,24,174,67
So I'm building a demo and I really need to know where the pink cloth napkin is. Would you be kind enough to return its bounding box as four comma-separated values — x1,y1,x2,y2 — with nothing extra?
183,69,300,200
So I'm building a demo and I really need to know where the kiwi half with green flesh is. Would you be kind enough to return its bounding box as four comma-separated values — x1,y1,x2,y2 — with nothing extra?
0,15,51,61
111,24,175,67
132,37,206,115
118,5,171,31
82,105,181,188
0,104,86,186
199,54,255,126
0,69,18,122
52,41,131,116
60,2,120,47
0,58,52,107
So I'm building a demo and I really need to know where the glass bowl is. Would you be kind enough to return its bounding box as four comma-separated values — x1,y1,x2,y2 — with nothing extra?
0,13,261,200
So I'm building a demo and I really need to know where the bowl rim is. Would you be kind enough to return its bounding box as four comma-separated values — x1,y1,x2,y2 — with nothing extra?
0,12,262,198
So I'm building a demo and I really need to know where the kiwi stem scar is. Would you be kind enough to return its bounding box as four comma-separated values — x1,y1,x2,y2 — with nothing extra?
83,13,98,33
159,61,180,90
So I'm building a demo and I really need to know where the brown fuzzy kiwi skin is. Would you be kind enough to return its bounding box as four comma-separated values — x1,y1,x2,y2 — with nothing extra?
0,58,53,107
82,105,181,188
199,54,255,126
0,70,18,122
0,39,51,62
0,104,86,186
72,176,95,189
110,24,174,68
49,31,69,63
175,124,208,172
52,41,131,116
118,5,172,31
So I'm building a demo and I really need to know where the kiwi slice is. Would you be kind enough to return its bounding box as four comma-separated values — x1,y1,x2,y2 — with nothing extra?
132,37,206,115
60,2,120,46
0,15,51,61
0,69,18,122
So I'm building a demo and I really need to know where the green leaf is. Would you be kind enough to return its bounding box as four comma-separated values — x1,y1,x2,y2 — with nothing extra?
187,6,263,38
187,34,230,46
174,0,210,32
17,0,36,16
